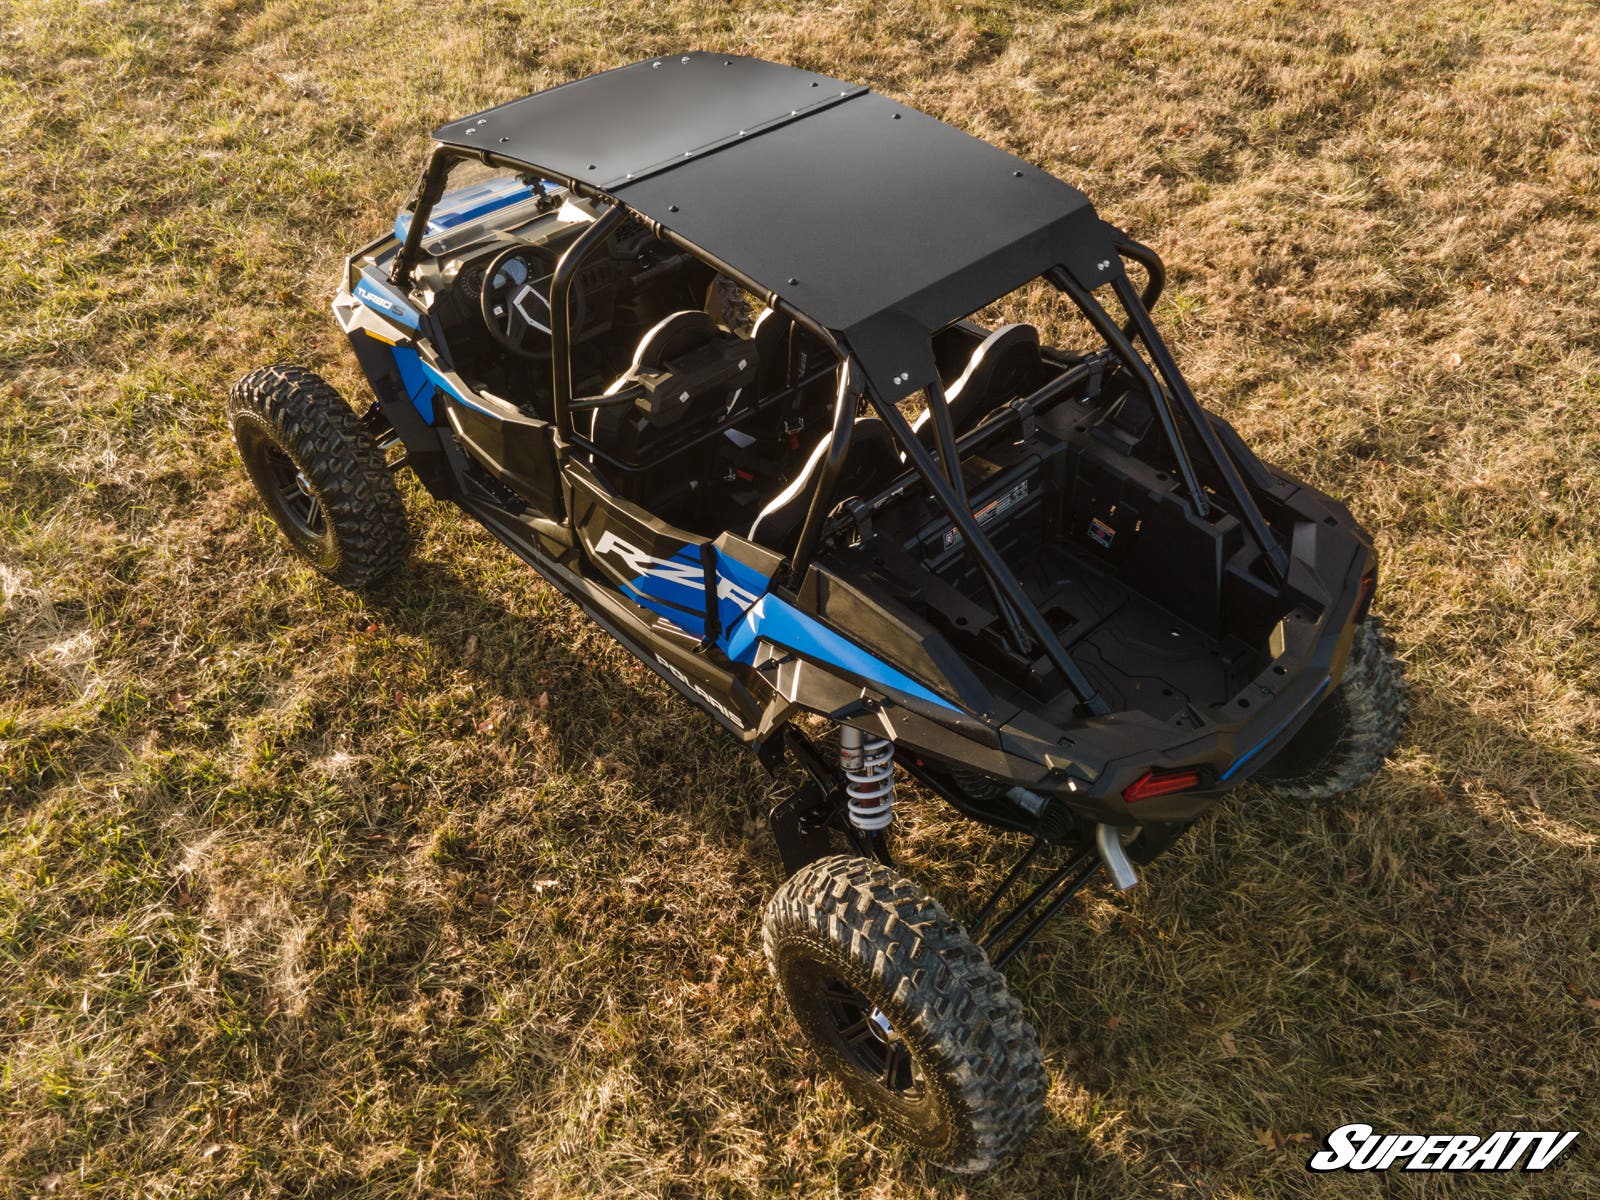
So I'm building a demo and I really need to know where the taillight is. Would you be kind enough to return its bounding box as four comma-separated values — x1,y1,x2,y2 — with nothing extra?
1123,768,1201,803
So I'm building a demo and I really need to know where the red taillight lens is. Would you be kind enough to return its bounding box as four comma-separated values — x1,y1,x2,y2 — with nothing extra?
1123,768,1201,803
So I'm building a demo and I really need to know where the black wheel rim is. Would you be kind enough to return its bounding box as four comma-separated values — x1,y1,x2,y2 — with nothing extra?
260,442,326,537
237,420,328,543
814,972,923,1098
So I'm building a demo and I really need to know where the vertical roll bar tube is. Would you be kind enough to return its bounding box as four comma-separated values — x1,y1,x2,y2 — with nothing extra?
784,364,858,588
550,202,629,443
1109,272,1290,582
1116,234,1167,313
868,390,1109,715
1051,267,1211,517
389,146,454,289
924,377,1031,654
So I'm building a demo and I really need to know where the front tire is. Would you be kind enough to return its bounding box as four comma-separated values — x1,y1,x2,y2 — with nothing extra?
228,364,409,590
763,855,1046,1173
1254,617,1408,801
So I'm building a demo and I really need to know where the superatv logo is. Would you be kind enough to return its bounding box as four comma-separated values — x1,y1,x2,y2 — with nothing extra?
592,531,763,610
1308,1124,1578,1172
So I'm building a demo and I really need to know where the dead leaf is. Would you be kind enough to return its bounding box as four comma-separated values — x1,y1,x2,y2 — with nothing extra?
472,891,493,907
1104,1015,1124,1030
1219,1031,1238,1055
201,1142,222,1160
1286,1132,1313,1145
1255,1127,1284,1150
535,691,550,711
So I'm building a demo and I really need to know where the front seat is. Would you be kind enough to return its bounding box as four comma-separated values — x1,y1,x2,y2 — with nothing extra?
747,418,899,554
589,310,757,459
912,323,1044,442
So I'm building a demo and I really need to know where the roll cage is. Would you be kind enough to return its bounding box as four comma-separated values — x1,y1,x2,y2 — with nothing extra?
389,133,1293,720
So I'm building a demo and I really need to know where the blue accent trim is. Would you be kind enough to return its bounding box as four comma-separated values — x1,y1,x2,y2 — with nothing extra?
1220,675,1332,781
619,546,772,640
353,274,421,331
389,345,498,424
394,176,548,241
723,593,961,712
390,345,434,422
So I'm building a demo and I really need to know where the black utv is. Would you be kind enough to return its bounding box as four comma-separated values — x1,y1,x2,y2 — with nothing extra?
229,54,1407,1171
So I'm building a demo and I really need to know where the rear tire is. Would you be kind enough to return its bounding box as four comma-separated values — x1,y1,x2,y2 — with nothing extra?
763,854,1046,1172
228,364,409,590
1254,618,1407,801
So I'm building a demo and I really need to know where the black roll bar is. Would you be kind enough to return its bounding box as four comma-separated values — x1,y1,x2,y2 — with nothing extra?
922,376,1033,656
389,146,454,289
785,365,859,589
1108,270,1290,582
1116,233,1166,337
1051,267,1212,518
549,202,629,443
867,390,1109,715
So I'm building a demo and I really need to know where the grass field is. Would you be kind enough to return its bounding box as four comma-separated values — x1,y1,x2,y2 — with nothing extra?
3,0,1599,1195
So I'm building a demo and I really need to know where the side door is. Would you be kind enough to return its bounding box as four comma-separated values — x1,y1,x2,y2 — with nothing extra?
565,460,783,735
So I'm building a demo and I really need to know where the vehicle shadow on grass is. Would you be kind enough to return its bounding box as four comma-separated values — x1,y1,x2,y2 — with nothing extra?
355,565,1600,1194
999,683,1600,1196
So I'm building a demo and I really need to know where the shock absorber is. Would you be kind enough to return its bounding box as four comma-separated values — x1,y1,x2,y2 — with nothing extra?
839,725,896,832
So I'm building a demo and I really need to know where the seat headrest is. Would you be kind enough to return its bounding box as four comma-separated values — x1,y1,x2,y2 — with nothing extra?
913,323,1044,439
947,323,1042,403
633,309,721,373
747,418,899,552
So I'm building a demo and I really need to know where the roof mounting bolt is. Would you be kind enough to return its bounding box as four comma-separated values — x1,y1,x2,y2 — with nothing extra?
668,204,679,212
810,81,819,87
787,277,798,285
652,60,662,68
681,56,690,63
893,113,902,120
499,136,509,143
1013,170,1023,177
477,119,486,125
1097,259,1112,270
588,163,596,169
465,128,475,135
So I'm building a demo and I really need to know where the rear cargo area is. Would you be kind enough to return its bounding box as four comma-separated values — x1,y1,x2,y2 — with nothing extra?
864,381,1293,723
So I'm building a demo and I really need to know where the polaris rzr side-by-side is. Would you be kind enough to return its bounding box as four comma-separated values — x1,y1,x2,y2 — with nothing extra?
229,54,1406,1171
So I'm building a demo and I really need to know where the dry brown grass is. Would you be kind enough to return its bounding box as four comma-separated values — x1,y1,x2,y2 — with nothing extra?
3,0,1598,1196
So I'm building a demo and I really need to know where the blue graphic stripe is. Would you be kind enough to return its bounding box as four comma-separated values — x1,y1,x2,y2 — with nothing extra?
1220,675,1332,781
723,594,960,712
394,176,547,241
615,547,953,711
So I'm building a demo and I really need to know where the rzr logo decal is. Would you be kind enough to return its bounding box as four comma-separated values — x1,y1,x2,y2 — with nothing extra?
592,531,764,611
1308,1124,1579,1172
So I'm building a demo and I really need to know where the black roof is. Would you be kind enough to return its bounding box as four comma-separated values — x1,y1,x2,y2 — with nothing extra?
434,54,1120,401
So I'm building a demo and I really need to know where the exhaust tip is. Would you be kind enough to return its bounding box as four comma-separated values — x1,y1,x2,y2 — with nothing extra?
1096,822,1140,891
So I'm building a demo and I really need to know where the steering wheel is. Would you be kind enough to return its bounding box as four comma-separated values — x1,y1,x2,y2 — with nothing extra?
477,242,588,359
